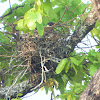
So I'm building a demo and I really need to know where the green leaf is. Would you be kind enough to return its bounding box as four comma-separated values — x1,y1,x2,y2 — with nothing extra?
62,74,68,87
56,58,67,74
89,65,98,76
25,11,37,30
18,0,23,1
65,61,70,73
44,86,50,94
67,95,72,100
70,57,80,66
71,63,77,74
96,53,100,62
92,28,98,36
17,93,23,97
0,32,10,44
0,0,7,3
27,19,36,30
24,10,43,31
36,12,42,24
11,98,19,100
16,19,24,31
43,0,52,14
36,22,44,37
96,46,100,48
51,0,55,2
72,70,84,83
24,8,36,19
91,27,100,39
55,75,65,94
0,99,6,100
79,55,86,64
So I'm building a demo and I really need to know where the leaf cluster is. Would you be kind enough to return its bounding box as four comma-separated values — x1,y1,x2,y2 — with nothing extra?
54,50,100,99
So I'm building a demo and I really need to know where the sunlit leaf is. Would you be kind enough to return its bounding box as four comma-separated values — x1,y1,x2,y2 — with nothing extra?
51,0,55,2
27,20,36,30
67,94,72,100
36,12,42,24
17,93,23,97
56,58,67,74
24,8,36,19
16,19,24,31
18,0,23,1
96,46,100,49
0,0,7,3
40,86,44,90
36,22,44,37
11,98,19,100
92,28,98,36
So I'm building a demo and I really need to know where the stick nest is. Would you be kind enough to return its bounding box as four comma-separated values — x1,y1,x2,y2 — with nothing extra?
14,25,70,86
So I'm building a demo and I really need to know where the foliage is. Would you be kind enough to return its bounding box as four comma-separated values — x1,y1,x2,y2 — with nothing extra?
0,0,100,100
11,93,23,100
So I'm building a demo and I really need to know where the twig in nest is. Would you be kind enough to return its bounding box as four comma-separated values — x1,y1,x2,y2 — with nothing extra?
31,50,45,90
4,58,28,74
20,58,31,79
31,49,50,91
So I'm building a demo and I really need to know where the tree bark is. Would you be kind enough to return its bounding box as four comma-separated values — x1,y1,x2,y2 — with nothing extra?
0,8,97,99
79,67,100,100
0,80,31,99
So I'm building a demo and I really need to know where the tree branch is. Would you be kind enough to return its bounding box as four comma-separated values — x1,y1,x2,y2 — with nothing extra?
0,80,31,99
66,8,97,55
79,67,100,100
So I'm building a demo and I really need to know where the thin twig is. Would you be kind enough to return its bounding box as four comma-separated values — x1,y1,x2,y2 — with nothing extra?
0,5,24,19
4,58,28,74
20,58,31,79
